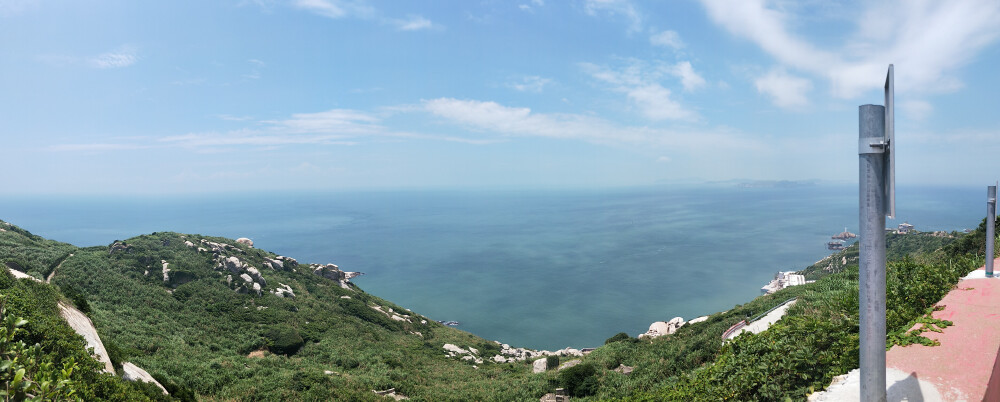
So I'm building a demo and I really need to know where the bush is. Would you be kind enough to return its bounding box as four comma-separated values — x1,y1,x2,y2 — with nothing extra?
263,326,305,356
604,332,634,345
558,362,598,397
545,355,559,371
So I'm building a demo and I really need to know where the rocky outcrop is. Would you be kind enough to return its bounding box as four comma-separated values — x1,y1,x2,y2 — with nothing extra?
272,283,295,298
236,238,254,248
184,240,195,248
614,364,634,375
532,358,548,373
311,263,363,289
122,362,169,395
58,302,114,374
639,317,686,339
109,241,129,255
161,260,170,283
558,359,582,371
200,239,233,254
443,343,483,364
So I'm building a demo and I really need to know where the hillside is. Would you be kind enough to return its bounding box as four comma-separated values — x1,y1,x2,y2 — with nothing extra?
0,218,992,401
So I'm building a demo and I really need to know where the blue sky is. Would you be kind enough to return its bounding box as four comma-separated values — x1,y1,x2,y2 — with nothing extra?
2,0,1000,194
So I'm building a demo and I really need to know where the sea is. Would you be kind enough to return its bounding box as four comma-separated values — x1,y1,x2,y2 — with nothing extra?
0,183,986,350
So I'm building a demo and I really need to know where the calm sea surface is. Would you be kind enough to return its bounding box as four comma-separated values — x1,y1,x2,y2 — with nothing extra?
0,184,985,350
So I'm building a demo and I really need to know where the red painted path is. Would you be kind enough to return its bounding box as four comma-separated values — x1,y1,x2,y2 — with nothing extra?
885,257,1000,401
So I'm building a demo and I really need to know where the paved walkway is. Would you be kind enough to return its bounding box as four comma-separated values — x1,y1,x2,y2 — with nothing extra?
725,299,798,340
812,257,1000,401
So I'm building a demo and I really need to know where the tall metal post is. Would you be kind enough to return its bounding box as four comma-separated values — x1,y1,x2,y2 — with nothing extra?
859,104,887,402
988,185,997,277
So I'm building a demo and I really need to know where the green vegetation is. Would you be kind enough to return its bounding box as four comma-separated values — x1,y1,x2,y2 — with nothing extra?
0,217,992,401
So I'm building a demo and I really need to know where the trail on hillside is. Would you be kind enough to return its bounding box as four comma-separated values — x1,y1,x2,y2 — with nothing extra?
47,253,73,283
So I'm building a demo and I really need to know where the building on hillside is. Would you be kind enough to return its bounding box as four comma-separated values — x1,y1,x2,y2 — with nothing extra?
761,271,813,295
832,228,857,240
897,222,914,234
827,241,845,251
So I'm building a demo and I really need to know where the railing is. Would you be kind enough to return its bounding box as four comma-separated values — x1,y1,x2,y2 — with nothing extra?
721,297,798,340
721,320,747,340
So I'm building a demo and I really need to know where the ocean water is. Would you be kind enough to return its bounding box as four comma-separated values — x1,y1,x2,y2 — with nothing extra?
0,184,986,350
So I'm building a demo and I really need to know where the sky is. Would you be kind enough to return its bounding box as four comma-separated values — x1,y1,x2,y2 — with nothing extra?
2,0,1000,194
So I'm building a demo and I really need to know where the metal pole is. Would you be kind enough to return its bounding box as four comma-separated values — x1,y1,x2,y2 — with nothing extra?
859,104,887,402
988,185,997,277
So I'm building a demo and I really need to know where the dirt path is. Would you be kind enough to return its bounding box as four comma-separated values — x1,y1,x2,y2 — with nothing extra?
46,253,73,284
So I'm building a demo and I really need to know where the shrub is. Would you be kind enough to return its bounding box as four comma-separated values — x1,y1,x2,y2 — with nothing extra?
545,355,559,371
263,326,305,356
558,362,598,397
604,332,634,345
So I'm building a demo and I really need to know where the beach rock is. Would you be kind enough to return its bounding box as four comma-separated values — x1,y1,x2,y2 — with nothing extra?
122,362,169,395
533,358,548,373
313,264,345,281
236,238,254,247
639,316,686,339
344,271,364,280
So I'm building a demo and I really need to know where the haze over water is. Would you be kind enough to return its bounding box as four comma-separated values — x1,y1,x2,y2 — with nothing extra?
0,183,984,350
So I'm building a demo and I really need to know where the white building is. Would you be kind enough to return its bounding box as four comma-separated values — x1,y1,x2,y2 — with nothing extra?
761,271,811,294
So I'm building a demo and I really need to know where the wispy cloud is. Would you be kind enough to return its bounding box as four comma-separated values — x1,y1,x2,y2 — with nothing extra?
422,98,758,152
507,75,552,92
650,30,684,49
581,60,699,120
700,0,1000,102
293,0,438,31
670,61,705,92
584,0,642,33
89,46,138,69
392,15,435,31
293,0,372,19
754,68,812,109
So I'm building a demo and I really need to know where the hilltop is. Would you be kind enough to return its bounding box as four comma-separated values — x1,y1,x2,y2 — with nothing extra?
0,218,993,400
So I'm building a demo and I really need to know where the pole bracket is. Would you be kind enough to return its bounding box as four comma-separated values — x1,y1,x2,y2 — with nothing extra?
859,137,888,154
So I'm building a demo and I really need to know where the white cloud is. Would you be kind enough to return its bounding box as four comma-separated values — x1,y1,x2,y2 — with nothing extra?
584,0,642,33
89,46,138,69
656,156,671,163
670,61,706,92
422,98,753,151
507,76,552,92
627,84,692,120
581,60,698,120
700,0,1000,99
293,0,367,19
264,109,383,134
754,68,812,109
394,15,434,31
650,30,684,49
